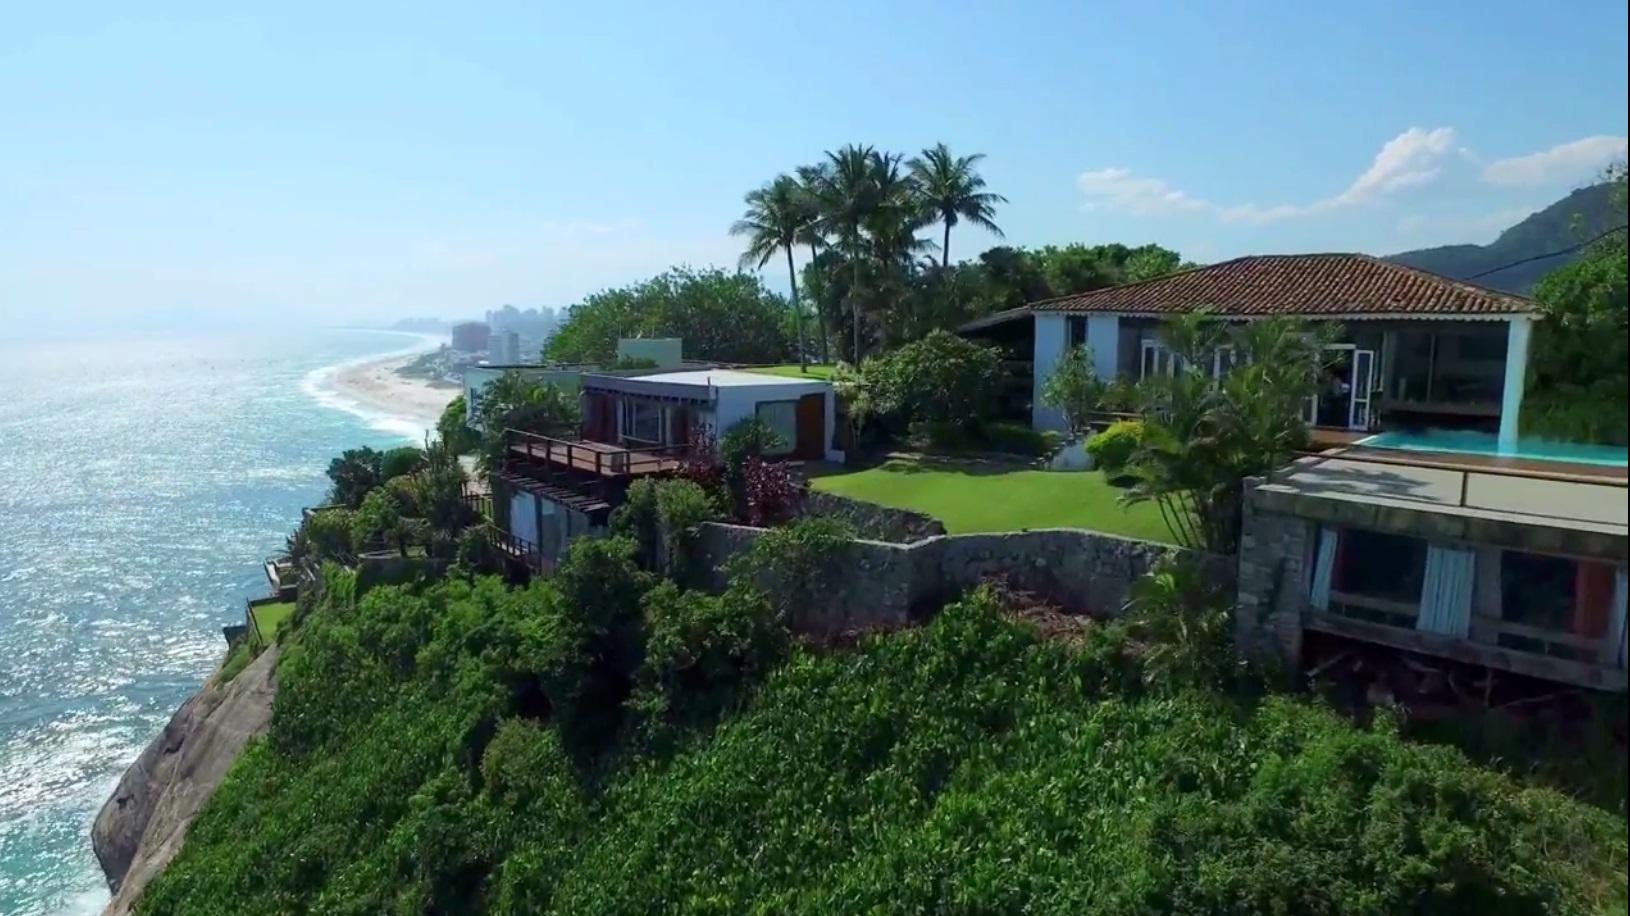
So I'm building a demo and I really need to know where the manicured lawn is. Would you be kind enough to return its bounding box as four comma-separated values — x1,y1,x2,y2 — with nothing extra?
251,600,296,645
745,364,836,380
810,458,1174,543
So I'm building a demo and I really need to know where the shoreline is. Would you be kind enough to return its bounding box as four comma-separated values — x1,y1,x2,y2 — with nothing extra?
307,338,460,441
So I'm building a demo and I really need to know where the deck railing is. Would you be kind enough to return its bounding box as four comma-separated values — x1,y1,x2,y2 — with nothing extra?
485,523,556,575
503,428,688,477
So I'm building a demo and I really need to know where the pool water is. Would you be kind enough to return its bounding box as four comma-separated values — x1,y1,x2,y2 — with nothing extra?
1360,429,1629,466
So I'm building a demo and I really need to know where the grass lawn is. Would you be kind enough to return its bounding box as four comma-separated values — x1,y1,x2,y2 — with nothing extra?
251,600,296,645
810,457,1174,543
745,364,836,380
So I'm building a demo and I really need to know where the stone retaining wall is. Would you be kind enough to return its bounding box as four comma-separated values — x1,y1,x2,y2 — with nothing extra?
800,490,947,543
695,522,1231,637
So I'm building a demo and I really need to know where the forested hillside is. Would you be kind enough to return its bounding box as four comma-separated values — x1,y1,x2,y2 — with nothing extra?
1388,182,1623,293
136,534,1628,915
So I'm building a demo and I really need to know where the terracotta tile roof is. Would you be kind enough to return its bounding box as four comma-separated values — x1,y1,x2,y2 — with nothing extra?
1029,254,1537,318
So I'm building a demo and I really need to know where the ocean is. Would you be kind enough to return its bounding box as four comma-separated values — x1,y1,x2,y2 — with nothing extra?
0,330,439,916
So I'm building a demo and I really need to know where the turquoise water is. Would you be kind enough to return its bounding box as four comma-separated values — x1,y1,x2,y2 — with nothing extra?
1361,429,1629,466
0,331,436,916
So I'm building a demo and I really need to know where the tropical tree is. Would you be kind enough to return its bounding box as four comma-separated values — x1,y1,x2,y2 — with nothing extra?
795,162,834,363
1125,313,1331,553
325,447,384,509
436,395,480,455
546,267,793,365
1041,345,1108,437
807,145,883,363
731,175,814,368
475,372,581,472
907,143,1006,268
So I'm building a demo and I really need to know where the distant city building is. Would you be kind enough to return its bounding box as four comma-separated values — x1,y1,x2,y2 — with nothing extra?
451,321,491,353
486,304,556,363
489,330,523,365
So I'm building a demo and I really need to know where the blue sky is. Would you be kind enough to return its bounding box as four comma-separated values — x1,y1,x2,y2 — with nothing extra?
3,1,1626,331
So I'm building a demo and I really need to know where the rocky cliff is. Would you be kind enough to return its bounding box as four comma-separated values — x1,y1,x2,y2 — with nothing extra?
92,645,281,916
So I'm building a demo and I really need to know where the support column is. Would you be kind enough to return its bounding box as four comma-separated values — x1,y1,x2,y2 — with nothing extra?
1031,313,1069,431
1498,317,1532,450
1086,314,1120,380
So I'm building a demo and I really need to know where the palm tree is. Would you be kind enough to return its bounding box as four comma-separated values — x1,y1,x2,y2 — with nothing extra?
731,175,814,368
907,143,1006,269
807,145,881,362
794,163,833,363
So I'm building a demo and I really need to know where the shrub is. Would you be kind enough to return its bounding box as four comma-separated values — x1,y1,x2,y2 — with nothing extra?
303,508,355,562
725,515,853,622
325,447,383,508
634,582,787,729
380,445,426,482
719,417,784,479
981,420,1056,457
1087,419,1144,479
436,395,481,455
383,474,421,518
739,457,804,527
352,488,422,556
1040,344,1106,436
1120,553,1241,692
868,329,1002,430
612,479,724,579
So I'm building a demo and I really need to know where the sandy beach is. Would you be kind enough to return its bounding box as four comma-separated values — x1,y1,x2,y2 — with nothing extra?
327,352,460,431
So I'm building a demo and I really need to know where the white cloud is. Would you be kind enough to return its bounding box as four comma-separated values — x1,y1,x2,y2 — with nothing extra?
1077,126,1462,225
1331,127,1458,205
1481,135,1629,187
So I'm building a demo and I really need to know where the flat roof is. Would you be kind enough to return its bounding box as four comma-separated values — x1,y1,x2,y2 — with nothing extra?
592,369,827,388
1255,456,1627,556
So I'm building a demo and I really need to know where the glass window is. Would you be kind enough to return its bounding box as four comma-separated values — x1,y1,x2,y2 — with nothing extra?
755,400,797,456
1500,551,1614,638
619,400,664,445
1330,528,1428,623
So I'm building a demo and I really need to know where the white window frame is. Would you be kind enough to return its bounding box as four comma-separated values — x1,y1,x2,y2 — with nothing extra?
619,399,666,447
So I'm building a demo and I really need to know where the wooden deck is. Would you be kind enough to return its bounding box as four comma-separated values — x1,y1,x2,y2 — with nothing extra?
505,429,684,478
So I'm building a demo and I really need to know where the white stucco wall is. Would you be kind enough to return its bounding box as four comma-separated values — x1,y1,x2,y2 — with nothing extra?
1031,313,1069,431
709,380,837,459
1086,314,1120,379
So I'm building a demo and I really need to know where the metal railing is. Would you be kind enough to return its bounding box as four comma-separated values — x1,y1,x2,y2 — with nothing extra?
485,523,556,575
503,428,687,476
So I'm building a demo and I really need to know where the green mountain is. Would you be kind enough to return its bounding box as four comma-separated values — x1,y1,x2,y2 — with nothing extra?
1387,182,1623,293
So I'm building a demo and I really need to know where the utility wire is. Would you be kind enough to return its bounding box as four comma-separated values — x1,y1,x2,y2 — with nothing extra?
1463,225,1628,280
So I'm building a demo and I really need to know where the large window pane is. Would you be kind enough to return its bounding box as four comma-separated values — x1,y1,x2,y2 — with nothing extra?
755,400,797,456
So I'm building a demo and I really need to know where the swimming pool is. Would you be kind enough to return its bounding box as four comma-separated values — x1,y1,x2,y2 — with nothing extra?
1359,429,1629,466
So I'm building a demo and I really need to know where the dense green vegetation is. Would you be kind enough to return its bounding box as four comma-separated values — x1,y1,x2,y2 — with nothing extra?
545,267,795,365
812,458,1173,541
1521,168,1628,445
140,532,1625,914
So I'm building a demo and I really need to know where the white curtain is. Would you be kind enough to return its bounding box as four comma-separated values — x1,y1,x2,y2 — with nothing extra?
1417,545,1475,638
1309,526,1338,612
1606,568,1628,670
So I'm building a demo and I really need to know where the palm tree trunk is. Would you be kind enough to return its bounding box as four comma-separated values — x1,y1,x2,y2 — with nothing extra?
809,242,830,364
942,221,952,270
850,248,864,363
784,244,806,370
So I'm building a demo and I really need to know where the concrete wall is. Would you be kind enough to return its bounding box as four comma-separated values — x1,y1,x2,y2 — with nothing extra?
1031,313,1069,432
695,522,1226,637
712,382,839,462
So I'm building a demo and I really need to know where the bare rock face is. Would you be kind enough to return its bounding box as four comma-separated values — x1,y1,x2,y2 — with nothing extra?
92,645,280,916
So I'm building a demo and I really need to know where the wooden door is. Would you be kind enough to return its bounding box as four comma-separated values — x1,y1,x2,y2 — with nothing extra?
794,393,825,460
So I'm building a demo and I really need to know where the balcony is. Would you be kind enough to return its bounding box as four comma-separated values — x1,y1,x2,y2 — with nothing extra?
504,428,686,478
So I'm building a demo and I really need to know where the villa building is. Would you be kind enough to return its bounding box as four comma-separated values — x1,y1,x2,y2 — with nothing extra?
487,368,839,572
1236,452,1628,692
963,254,1541,447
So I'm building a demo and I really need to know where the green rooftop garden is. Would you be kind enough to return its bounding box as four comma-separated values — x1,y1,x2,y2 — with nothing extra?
250,600,295,645
810,457,1173,543
744,364,836,380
